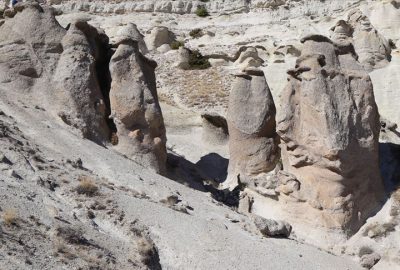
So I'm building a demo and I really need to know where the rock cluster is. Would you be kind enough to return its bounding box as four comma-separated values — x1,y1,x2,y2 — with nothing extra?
276,34,385,233
330,9,391,71
0,2,167,172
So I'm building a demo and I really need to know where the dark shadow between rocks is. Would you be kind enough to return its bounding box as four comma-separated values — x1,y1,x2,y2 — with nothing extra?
380,142,400,193
195,153,228,184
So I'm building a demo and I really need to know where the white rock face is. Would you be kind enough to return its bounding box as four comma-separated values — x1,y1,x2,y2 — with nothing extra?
370,51,400,127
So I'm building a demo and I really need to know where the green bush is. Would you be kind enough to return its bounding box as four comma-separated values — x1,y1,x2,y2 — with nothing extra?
196,6,209,17
188,50,211,70
189,28,203,39
170,40,185,50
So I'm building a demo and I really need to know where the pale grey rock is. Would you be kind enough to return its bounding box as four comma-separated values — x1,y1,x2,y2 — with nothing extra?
116,22,148,54
253,215,292,238
175,46,190,70
234,47,264,70
360,253,381,269
277,34,385,233
330,9,391,71
0,2,111,144
53,20,110,143
201,113,228,145
109,36,167,174
226,67,279,187
144,26,176,51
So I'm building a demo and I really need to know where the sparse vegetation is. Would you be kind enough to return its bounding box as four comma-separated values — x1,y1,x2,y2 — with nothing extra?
196,6,209,17
189,28,204,39
138,237,161,269
2,209,17,226
76,175,99,196
188,50,211,70
170,40,185,50
110,132,119,145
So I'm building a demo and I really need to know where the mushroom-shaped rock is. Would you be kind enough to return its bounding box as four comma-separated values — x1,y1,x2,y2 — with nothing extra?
109,37,167,174
277,34,385,234
116,23,148,55
234,47,264,70
226,67,279,188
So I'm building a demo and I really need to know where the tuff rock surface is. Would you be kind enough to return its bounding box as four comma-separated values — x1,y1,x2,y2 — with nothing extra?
276,34,385,234
226,67,279,187
109,32,167,174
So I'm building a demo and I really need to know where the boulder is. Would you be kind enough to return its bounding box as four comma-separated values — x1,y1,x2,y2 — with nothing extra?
226,67,279,187
276,34,385,233
253,215,292,238
175,46,190,70
109,35,167,174
144,26,176,51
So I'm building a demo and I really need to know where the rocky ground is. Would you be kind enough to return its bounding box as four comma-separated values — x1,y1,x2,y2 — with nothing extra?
0,0,399,269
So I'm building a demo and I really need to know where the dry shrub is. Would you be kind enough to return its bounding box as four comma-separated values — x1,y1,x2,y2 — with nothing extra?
2,209,17,226
76,176,99,196
138,237,161,269
110,132,119,145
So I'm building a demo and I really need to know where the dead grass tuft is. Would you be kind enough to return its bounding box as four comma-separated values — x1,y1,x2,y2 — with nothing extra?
2,209,18,226
76,175,99,196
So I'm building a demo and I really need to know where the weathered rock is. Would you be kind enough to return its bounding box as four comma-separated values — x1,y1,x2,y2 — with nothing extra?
116,23,148,54
330,9,391,71
175,46,190,70
360,253,381,269
53,20,110,143
234,47,264,70
109,36,167,174
226,67,279,187
0,2,111,144
253,215,292,238
277,34,385,233
201,113,228,145
144,26,176,51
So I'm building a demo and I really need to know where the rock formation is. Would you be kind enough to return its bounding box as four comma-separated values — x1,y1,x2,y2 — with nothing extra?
276,34,385,233
53,20,110,143
330,9,391,71
109,32,167,174
226,67,279,187
144,26,176,51
0,2,110,143
116,22,148,54
233,47,264,70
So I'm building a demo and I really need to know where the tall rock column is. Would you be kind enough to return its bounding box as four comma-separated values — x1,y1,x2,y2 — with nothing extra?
226,67,279,188
53,20,110,144
109,32,167,174
277,34,385,234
